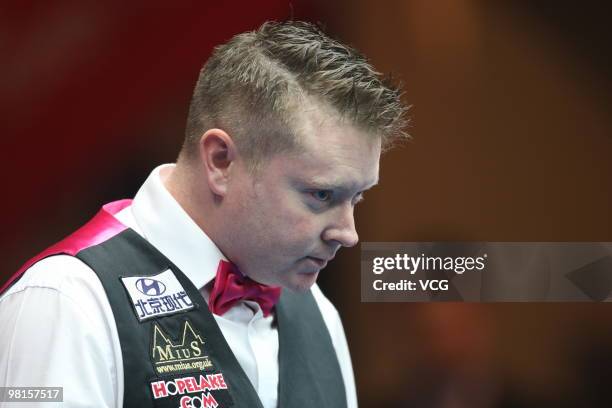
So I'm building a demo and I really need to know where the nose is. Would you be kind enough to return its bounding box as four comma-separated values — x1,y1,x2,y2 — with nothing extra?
322,204,359,248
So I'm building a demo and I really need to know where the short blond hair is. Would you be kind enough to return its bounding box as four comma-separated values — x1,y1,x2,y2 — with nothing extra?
182,21,409,168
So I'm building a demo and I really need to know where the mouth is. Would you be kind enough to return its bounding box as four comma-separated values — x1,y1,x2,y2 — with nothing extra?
305,256,330,269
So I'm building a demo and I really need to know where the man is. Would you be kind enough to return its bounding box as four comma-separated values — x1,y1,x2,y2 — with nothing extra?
0,21,407,407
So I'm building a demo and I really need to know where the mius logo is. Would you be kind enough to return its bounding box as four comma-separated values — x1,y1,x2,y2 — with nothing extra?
151,320,214,375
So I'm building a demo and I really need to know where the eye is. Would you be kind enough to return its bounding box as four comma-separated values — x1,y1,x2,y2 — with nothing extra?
311,190,333,202
352,192,365,206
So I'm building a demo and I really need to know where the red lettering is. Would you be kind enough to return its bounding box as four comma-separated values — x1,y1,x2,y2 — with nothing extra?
176,379,187,395
198,375,211,391
151,380,168,399
216,374,227,389
201,392,218,408
185,377,196,393
207,374,220,390
180,396,192,408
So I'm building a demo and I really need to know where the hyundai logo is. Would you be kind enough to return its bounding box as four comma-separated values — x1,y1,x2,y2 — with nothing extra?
135,278,167,296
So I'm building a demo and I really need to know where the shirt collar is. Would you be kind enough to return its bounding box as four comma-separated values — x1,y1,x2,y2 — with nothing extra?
130,163,225,290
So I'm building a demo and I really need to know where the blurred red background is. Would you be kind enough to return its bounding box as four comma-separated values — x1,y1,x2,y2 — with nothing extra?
2,2,612,407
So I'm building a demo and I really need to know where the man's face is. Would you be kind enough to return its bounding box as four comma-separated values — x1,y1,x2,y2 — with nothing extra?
223,109,381,292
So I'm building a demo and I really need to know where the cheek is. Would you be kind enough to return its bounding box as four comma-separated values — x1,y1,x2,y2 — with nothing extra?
251,184,322,249
265,204,320,248
279,211,322,249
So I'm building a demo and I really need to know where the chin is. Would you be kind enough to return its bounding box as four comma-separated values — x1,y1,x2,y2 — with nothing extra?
285,271,319,293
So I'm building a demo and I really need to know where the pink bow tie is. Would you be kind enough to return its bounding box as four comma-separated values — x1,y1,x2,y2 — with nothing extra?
208,260,282,317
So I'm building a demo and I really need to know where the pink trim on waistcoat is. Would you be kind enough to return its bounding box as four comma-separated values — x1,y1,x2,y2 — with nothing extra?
0,199,132,294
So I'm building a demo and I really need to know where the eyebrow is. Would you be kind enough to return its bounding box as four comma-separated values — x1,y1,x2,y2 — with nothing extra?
303,177,379,193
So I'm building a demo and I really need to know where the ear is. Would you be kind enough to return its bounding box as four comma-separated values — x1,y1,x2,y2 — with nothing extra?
198,128,238,197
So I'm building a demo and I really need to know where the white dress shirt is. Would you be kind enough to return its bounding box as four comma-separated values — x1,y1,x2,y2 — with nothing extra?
0,164,357,408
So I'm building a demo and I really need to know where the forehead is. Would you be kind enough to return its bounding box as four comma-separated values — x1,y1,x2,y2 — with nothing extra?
280,105,381,191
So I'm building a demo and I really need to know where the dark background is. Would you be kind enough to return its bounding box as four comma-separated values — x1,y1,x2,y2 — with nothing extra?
2,1,611,407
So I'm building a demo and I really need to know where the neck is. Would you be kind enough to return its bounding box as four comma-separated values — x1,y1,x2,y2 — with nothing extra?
165,162,215,239
165,160,238,269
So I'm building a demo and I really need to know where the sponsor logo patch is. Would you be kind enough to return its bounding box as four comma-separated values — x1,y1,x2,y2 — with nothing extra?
136,277,167,296
121,270,194,321
152,320,214,376
150,374,228,405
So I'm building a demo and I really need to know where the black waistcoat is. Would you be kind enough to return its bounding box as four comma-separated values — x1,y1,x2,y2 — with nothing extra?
75,228,347,408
